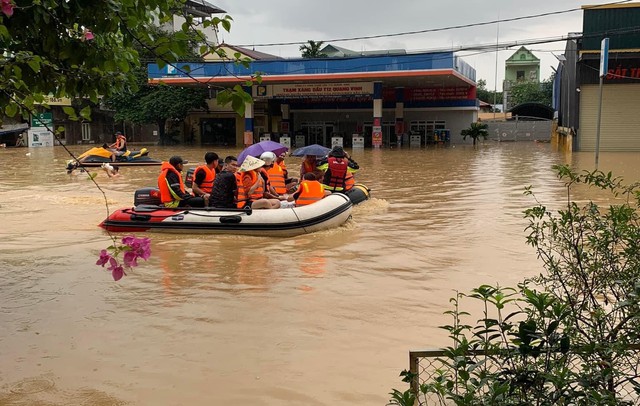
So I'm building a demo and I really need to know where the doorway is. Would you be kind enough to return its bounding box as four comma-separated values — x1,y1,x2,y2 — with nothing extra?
200,118,236,146
301,122,334,146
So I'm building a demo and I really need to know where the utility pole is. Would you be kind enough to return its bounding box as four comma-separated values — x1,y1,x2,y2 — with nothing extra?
595,38,609,170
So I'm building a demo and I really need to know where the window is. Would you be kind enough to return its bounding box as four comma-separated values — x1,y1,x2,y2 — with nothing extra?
81,123,91,141
520,54,526,60
517,70,525,81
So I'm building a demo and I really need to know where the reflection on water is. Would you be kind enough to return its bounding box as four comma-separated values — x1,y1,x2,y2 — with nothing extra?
1,143,639,405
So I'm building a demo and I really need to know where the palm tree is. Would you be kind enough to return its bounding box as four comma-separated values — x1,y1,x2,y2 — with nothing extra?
461,122,489,146
300,40,327,58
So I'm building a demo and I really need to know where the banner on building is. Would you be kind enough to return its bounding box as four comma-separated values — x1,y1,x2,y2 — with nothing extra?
262,82,374,98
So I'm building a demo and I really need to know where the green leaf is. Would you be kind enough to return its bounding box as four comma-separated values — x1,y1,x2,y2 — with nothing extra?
27,58,41,73
80,106,92,120
221,19,231,32
5,103,18,117
0,24,9,39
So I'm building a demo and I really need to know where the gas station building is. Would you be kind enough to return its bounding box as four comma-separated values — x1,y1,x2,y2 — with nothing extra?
148,51,478,148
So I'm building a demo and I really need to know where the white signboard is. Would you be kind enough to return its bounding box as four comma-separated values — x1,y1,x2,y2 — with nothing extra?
331,137,343,148
295,135,306,147
410,135,422,148
259,134,271,142
28,129,54,147
266,82,374,98
352,135,365,148
279,136,291,148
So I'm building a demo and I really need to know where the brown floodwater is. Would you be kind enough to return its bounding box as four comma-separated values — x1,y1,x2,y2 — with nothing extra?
1,142,639,405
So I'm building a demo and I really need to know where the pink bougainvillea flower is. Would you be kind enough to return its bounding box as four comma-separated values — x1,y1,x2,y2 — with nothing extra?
96,249,112,267
122,236,151,261
123,250,138,268
2,0,14,17
107,257,119,272
111,265,125,281
82,29,94,41
1,0,14,17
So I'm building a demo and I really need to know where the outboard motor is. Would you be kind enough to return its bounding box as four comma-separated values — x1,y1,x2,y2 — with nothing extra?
134,187,162,206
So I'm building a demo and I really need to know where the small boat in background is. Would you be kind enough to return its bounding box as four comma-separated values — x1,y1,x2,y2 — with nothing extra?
66,146,161,171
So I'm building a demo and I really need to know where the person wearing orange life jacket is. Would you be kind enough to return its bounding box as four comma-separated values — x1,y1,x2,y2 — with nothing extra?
192,151,218,206
300,155,323,180
236,155,280,210
260,151,288,197
108,131,127,162
276,152,298,192
157,156,205,208
293,172,331,206
316,146,359,192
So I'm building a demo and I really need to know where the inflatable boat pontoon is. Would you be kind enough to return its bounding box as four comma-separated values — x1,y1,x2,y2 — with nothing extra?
99,193,353,237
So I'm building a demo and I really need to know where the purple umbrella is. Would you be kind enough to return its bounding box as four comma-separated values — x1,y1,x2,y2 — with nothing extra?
237,140,289,165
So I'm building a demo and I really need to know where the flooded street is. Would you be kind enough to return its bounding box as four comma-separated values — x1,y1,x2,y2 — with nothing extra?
1,142,639,405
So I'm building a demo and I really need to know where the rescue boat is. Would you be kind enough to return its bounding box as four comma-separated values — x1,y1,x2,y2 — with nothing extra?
99,193,353,237
66,146,161,170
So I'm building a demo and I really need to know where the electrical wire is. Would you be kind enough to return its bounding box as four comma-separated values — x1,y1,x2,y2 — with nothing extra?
235,0,632,48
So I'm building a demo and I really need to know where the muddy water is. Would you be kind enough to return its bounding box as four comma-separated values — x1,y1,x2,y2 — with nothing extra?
0,143,638,405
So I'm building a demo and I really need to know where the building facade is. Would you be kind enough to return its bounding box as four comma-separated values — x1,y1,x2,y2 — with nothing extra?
503,46,541,111
574,3,640,152
149,51,479,148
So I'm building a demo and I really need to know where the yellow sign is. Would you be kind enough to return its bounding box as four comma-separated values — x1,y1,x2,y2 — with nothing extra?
38,95,72,106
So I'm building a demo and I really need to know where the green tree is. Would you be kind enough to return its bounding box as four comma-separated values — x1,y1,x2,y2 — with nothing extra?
390,166,640,405
300,40,327,58
460,122,488,146
476,79,503,106
0,0,251,126
105,27,209,145
509,74,555,107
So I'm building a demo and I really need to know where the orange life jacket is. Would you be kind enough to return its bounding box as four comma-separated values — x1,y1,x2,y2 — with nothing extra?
157,162,185,205
193,165,216,194
236,171,264,208
266,164,287,194
302,160,316,174
295,180,325,206
344,172,355,191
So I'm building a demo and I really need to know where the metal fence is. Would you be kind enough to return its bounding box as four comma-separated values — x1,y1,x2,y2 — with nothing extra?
484,117,553,142
409,346,640,405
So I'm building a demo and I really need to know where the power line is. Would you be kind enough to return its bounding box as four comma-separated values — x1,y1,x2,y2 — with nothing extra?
235,0,632,48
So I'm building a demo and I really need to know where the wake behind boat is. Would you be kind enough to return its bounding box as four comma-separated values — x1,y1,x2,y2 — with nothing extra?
99,193,353,237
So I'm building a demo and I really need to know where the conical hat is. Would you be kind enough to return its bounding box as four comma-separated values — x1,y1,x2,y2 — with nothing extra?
238,155,265,172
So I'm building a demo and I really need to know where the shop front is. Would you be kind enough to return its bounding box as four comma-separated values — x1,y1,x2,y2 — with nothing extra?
148,51,478,148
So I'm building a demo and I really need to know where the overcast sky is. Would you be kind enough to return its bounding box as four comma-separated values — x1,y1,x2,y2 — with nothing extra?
212,0,621,91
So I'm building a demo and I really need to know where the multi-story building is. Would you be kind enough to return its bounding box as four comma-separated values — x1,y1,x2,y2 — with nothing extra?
502,47,541,111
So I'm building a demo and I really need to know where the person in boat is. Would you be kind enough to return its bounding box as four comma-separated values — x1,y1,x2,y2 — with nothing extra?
276,152,298,190
293,172,331,206
108,131,127,162
300,154,323,180
192,151,218,206
209,155,239,209
236,155,280,210
259,151,288,200
158,155,205,208
316,146,359,193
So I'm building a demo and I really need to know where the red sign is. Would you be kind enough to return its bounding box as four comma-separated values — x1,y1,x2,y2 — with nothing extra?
395,121,404,135
372,125,383,147
382,86,475,101
280,121,290,134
